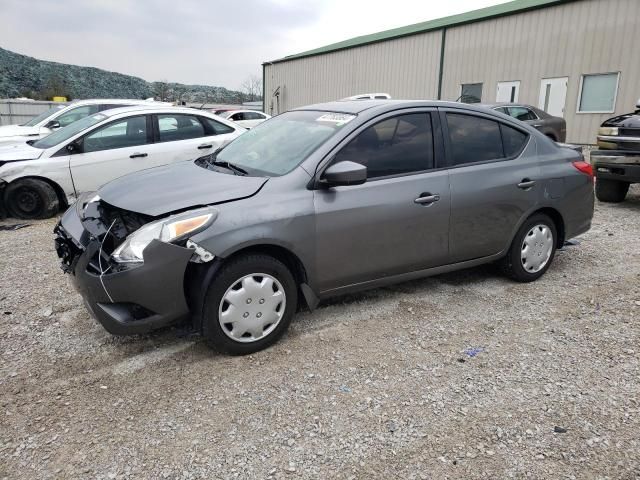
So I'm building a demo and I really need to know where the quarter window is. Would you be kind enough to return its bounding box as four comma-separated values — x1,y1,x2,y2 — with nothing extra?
157,114,205,142
200,117,235,135
82,116,148,153
332,113,434,179
578,73,619,113
56,105,99,128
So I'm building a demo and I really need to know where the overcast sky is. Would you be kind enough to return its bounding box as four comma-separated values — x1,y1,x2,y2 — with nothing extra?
0,0,510,90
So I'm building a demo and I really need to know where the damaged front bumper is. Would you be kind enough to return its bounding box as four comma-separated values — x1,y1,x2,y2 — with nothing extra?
54,201,197,335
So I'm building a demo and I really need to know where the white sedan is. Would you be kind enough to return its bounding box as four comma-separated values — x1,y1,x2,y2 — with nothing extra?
219,110,271,129
0,106,244,218
0,99,168,144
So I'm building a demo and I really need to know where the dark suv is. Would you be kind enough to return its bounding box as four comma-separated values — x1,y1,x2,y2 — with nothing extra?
591,100,640,202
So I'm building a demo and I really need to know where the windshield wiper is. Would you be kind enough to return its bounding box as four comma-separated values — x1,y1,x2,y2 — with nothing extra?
211,160,248,176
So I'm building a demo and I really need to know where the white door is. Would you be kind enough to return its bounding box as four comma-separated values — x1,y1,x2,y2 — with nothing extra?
70,115,156,193
496,81,520,103
539,77,568,117
149,113,239,162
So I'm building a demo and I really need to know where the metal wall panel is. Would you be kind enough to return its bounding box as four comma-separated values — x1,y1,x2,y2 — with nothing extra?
264,0,639,144
264,30,442,115
0,100,67,126
441,0,640,143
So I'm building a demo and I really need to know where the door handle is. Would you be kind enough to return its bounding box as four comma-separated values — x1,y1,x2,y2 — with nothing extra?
198,144,213,149
129,152,148,158
414,194,440,205
532,124,542,127
517,179,536,189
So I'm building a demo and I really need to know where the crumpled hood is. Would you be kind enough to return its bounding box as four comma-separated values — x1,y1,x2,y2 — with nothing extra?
0,124,47,140
98,160,269,216
0,142,43,162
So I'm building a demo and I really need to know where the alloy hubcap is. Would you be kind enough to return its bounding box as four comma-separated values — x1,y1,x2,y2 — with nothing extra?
218,273,286,343
521,224,553,273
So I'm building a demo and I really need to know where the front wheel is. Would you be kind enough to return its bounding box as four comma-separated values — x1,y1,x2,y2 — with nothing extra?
501,214,557,282
202,254,298,355
3,178,60,219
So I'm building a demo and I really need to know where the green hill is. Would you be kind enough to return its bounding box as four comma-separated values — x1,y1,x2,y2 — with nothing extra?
0,47,253,103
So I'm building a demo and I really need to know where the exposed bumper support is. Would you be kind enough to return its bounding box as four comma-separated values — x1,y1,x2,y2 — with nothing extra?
56,205,194,335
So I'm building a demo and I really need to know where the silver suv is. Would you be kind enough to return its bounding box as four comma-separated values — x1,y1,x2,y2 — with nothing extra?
55,100,594,354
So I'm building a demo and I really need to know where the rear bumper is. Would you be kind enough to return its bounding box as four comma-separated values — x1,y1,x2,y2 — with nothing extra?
55,204,194,335
591,150,640,183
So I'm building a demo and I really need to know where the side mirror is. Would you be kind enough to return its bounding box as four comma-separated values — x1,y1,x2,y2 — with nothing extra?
66,141,80,154
321,161,367,187
45,120,61,130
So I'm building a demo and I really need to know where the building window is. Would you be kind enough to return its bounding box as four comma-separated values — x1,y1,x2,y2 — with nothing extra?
460,83,482,103
577,73,619,113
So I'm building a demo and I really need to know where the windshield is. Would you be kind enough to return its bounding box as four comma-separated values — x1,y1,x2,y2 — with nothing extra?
22,105,66,127
32,113,107,149
214,110,355,176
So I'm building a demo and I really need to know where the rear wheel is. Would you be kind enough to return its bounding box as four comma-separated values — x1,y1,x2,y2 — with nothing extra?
202,254,297,355
3,178,60,219
595,178,629,203
501,213,557,282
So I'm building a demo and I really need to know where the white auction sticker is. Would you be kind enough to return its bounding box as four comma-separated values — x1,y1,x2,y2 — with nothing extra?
316,113,355,125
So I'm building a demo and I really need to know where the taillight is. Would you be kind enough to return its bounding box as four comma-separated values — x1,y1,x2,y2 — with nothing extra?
572,160,594,180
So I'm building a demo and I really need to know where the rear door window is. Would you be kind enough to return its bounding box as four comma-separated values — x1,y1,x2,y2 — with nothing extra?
82,115,148,153
500,124,528,157
333,113,434,179
446,113,504,165
156,114,206,142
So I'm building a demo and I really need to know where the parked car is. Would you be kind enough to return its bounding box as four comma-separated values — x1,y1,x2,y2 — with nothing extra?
591,99,640,202
219,110,271,129
480,103,566,142
0,99,167,144
0,106,244,218
342,93,392,100
54,100,594,355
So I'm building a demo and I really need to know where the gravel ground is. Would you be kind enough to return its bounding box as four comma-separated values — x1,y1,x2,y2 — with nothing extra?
1,187,639,479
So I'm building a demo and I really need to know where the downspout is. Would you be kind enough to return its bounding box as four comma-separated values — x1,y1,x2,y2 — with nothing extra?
437,27,447,100
262,63,266,113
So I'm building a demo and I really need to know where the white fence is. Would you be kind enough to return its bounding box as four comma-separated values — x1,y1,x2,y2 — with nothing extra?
0,99,68,126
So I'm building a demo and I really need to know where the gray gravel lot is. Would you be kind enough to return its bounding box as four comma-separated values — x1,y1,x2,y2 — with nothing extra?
1,187,639,479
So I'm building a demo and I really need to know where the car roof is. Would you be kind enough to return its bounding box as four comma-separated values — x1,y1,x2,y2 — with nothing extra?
477,102,534,108
67,99,165,106
100,105,208,117
224,110,267,114
294,99,498,115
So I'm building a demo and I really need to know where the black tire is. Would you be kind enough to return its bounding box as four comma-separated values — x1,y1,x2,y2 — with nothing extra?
500,213,557,283
595,178,629,203
3,178,60,219
202,254,298,355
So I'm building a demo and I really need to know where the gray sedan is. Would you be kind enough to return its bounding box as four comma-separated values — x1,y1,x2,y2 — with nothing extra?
480,103,567,142
55,100,593,354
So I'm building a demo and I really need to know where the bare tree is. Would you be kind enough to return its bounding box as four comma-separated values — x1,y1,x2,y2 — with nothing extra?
154,80,170,102
240,75,263,102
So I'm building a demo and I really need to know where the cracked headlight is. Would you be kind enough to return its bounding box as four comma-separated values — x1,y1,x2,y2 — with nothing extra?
112,208,217,263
